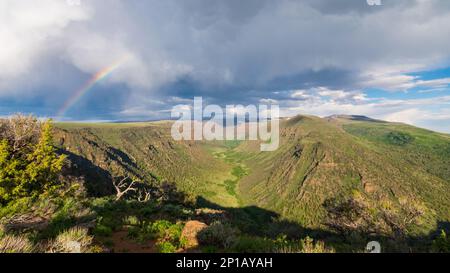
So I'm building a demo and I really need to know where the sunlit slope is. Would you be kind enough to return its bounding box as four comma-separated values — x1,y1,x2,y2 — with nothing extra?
340,119,450,183
236,115,450,232
55,116,450,235
55,122,240,207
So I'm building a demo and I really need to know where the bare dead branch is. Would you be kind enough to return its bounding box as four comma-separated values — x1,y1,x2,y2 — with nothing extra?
137,188,151,203
112,177,137,201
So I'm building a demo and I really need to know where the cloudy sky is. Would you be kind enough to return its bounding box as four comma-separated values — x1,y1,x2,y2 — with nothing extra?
1,0,450,133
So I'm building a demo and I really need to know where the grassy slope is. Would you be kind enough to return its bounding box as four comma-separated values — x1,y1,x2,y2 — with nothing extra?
55,122,242,208
56,116,450,236
341,120,450,183
236,116,450,234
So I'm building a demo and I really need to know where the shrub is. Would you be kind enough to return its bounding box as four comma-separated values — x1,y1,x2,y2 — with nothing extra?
300,237,335,253
123,215,140,226
150,220,172,234
201,245,219,253
138,204,157,218
0,117,66,204
197,221,239,250
97,215,122,232
233,235,274,253
93,224,113,237
127,226,140,239
233,234,331,254
155,241,177,253
39,212,76,240
0,234,34,253
433,230,450,253
165,222,184,243
384,131,414,146
0,197,31,219
140,220,184,245
48,227,93,253
275,237,334,253
0,115,40,154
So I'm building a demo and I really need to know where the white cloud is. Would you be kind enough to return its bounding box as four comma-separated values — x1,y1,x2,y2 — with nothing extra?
0,0,90,85
361,72,450,91
0,0,450,134
290,90,312,100
384,108,425,124
259,98,279,104
278,87,450,133
3,0,450,94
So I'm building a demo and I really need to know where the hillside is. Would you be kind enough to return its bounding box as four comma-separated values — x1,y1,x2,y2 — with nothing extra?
55,122,240,207
53,116,450,247
237,116,450,240
2,115,450,253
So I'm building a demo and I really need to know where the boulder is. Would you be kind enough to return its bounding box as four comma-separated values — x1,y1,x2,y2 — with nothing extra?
181,220,208,249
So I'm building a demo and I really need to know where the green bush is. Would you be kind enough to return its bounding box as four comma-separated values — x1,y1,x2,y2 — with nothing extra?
160,204,188,218
433,230,450,253
123,215,140,226
98,215,122,232
165,223,184,243
201,245,219,253
0,197,31,219
300,237,335,253
155,241,177,253
125,219,185,252
232,234,293,253
0,118,66,204
93,224,113,237
127,226,140,239
384,131,414,146
146,220,184,244
39,212,76,240
198,221,239,249
233,235,274,253
147,220,173,238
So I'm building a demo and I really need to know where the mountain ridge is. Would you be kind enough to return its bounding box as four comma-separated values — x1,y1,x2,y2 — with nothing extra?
54,115,450,240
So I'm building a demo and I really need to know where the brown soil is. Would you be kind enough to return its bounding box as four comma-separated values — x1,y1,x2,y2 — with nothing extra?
181,220,208,249
110,230,156,253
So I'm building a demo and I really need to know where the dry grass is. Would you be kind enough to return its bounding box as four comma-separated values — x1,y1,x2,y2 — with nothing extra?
0,234,34,253
47,227,93,253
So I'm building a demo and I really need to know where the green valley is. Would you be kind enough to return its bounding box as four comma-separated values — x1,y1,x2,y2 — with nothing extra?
1,115,450,253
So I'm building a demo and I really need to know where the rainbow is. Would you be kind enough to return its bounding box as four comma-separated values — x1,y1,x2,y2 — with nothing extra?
57,56,129,118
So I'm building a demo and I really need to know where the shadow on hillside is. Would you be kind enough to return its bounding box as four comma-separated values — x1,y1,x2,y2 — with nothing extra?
108,146,139,169
194,197,449,253
48,146,450,253
58,149,114,196
195,197,343,248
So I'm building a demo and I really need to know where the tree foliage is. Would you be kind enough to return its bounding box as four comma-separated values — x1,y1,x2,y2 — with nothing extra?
0,115,66,204
433,230,450,253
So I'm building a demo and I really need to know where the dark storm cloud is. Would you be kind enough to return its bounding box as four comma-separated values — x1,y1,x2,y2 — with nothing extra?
304,0,412,15
1,0,450,124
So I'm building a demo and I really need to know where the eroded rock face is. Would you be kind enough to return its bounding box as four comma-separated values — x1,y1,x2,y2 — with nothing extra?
181,220,208,249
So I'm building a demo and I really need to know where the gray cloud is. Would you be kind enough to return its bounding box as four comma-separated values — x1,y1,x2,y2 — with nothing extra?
0,0,450,130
